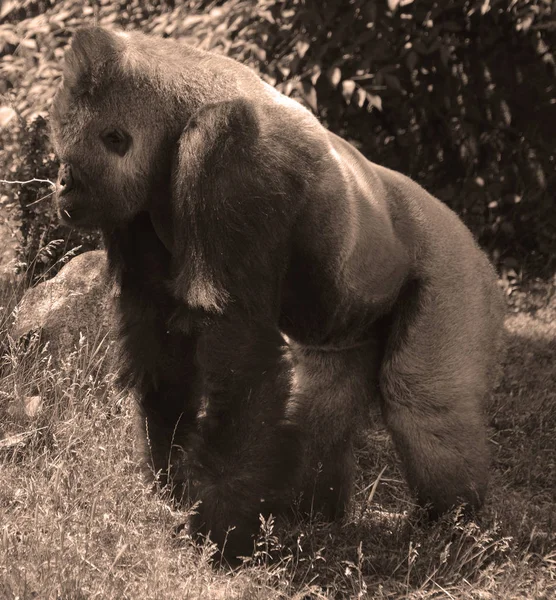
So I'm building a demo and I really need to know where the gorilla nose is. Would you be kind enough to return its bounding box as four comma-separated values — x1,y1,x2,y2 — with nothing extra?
57,163,74,195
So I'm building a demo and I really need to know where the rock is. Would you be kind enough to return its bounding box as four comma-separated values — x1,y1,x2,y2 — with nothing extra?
12,250,118,374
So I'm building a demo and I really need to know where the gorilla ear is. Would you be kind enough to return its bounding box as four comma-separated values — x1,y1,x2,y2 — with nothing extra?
63,27,125,95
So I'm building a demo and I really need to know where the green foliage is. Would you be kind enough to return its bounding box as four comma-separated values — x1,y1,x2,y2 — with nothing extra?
1,0,554,279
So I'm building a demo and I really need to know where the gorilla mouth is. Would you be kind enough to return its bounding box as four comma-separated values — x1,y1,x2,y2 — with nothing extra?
57,199,94,228
60,207,83,223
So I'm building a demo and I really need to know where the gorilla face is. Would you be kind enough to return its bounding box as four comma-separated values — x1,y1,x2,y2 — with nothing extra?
51,88,168,230
50,29,174,231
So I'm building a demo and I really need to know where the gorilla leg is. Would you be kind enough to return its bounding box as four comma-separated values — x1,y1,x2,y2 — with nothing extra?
290,343,378,520
106,213,204,499
117,315,202,500
131,328,202,501
136,378,200,502
379,281,495,515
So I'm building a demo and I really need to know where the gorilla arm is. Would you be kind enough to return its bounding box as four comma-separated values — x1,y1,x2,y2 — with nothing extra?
169,99,305,559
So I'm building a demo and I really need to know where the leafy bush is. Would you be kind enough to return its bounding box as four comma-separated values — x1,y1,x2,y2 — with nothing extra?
1,0,554,280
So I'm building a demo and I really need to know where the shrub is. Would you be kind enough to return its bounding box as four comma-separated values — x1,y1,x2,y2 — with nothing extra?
1,0,554,279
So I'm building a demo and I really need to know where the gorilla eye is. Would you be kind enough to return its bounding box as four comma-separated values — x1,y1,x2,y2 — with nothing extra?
101,129,130,156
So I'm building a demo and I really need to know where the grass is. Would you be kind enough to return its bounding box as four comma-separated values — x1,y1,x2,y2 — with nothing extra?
0,276,554,599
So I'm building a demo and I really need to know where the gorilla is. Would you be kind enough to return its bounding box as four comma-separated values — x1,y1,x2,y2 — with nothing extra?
50,27,505,559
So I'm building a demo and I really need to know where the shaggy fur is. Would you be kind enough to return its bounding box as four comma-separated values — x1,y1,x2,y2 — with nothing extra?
50,27,506,559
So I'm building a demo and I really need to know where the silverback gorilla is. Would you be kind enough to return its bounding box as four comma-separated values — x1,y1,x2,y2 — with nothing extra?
50,27,505,559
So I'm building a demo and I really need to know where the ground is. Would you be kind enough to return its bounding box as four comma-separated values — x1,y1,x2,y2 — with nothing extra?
0,276,554,599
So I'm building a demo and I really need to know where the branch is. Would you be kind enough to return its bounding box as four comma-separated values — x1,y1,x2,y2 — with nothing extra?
0,178,55,187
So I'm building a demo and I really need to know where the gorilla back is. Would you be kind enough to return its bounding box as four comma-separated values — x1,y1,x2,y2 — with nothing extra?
50,27,505,560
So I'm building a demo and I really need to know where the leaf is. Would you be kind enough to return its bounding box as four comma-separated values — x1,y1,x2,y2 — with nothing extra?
23,395,43,418
279,65,291,78
310,65,321,85
259,10,275,24
301,80,318,113
517,14,534,32
288,55,301,77
0,26,19,47
413,40,427,55
440,45,452,68
341,80,356,104
0,430,38,449
442,21,462,32
406,50,418,71
281,80,295,97
327,66,342,88
366,93,383,111
295,39,310,58
481,0,491,15
0,106,16,127
20,39,38,51
355,87,366,108
499,99,511,126
384,73,403,92
252,46,267,62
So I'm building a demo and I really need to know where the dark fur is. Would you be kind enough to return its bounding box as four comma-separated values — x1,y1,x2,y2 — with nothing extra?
50,27,506,559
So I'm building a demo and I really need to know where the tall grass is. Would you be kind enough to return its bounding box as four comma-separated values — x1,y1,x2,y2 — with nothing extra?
0,271,554,599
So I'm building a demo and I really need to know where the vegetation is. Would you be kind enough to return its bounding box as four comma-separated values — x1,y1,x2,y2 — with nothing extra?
1,1,555,598
1,0,555,280
0,273,555,598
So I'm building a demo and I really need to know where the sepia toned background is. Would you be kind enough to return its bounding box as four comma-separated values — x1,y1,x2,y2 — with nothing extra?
0,2,554,599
